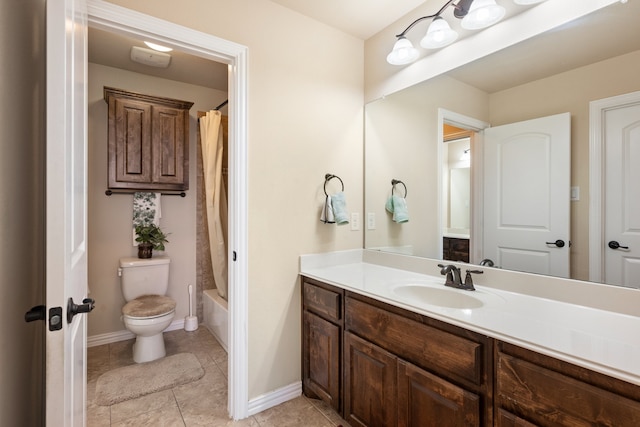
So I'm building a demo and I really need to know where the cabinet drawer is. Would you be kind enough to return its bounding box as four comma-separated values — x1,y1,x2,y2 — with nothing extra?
303,280,342,323
497,350,640,426
346,296,485,386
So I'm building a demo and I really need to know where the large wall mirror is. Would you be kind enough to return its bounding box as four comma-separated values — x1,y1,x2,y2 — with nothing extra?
364,1,640,285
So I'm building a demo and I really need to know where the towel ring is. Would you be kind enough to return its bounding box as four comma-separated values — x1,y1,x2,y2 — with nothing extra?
391,179,407,198
324,174,344,196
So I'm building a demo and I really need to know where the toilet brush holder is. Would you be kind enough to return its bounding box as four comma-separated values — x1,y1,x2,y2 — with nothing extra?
184,284,199,332
184,315,198,332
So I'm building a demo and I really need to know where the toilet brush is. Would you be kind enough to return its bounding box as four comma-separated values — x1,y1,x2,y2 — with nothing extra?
184,284,198,332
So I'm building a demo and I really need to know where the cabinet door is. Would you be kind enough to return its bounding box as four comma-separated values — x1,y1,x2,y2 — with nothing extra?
110,97,152,186
496,409,538,427
151,105,187,187
397,360,480,427
344,332,397,427
302,311,341,411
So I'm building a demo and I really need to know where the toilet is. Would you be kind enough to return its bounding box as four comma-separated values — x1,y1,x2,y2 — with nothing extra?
119,256,176,363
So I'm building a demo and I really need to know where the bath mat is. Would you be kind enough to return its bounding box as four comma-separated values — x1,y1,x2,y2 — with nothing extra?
95,352,204,406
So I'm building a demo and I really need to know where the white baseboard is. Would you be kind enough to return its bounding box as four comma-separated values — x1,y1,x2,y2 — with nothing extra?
247,381,302,416
87,318,187,347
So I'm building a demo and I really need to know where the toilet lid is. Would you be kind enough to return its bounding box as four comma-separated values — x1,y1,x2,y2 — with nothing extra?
122,295,176,319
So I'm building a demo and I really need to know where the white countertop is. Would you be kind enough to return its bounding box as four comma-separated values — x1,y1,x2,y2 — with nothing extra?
300,250,640,387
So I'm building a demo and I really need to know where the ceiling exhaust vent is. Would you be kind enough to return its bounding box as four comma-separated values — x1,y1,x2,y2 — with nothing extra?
130,46,171,68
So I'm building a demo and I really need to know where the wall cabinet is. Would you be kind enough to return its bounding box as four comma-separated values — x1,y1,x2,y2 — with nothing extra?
104,87,193,192
301,276,640,426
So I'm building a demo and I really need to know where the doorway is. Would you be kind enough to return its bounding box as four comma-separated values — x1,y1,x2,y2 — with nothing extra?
590,90,640,288
86,0,248,419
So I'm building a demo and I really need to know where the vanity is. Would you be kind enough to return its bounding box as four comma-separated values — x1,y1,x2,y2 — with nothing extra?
300,250,640,426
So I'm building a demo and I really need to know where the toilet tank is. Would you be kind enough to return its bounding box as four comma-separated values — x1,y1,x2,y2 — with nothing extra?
119,256,170,301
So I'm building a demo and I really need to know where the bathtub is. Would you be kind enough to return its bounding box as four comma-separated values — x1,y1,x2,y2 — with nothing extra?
203,289,228,352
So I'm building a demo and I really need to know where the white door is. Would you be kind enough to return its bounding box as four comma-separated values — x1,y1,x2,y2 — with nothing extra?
46,0,90,425
603,101,640,288
483,113,571,277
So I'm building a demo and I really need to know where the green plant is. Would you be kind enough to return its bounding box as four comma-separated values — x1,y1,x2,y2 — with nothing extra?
134,224,170,251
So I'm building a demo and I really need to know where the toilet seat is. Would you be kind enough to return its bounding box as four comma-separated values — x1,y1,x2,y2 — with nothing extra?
122,294,176,319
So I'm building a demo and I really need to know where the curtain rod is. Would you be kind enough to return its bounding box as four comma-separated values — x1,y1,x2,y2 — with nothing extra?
215,99,228,110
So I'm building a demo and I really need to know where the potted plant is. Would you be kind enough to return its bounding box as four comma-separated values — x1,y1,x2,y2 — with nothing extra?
134,224,170,259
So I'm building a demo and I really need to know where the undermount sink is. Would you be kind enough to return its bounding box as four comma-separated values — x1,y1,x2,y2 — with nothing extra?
392,284,484,309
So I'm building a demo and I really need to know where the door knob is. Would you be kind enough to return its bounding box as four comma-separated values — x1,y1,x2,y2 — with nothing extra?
545,239,565,248
608,241,629,250
67,297,95,323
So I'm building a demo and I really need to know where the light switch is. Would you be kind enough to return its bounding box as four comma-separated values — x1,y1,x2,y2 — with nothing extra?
571,186,580,201
367,213,376,230
350,213,360,231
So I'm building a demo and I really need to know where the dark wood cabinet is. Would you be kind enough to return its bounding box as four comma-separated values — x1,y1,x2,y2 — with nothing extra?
496,342,640,427
104,87,193,192
344,332,397,427
302,278,343,412
443,236,470,263
344,293,489,427
397,360,480,427
301,276,640,426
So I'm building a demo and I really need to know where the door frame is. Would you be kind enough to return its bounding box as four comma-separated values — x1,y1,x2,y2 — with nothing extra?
589,90,640,283
86,0,249,418
438,109,490,264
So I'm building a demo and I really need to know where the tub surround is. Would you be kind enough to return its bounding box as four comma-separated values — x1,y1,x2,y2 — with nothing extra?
299,249,640,386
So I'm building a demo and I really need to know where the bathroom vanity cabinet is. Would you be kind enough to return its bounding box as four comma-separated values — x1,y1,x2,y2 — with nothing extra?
104,87,193,192
302,278,343,413
301,276,640,426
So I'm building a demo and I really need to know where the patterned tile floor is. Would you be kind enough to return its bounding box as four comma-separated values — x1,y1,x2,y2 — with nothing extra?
87,328,348,426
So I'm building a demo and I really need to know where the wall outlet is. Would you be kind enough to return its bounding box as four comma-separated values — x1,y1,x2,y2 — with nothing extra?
367,212,376,230
351,213,360,231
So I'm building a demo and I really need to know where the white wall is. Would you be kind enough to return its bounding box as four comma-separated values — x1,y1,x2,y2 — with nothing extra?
105,0,364,400
87,63,227,336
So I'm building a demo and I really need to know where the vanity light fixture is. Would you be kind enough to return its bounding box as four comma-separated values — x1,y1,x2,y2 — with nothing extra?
387,0,546,65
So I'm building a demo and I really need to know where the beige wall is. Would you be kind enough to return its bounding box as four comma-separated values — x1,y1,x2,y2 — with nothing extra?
365,74,488,256
489,50,640,280
104,0,364,400
87,62,227,336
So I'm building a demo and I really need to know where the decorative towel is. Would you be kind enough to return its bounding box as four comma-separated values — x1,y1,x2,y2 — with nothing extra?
331,192,349,225
132,192,162,245
320,195,335,224
385,195,409,223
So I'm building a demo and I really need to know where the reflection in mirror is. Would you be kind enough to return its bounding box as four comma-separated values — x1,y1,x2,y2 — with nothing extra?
442,128,471,263
364,1,640,284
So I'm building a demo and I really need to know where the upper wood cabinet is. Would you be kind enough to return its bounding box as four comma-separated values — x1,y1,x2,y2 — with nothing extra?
104,87,194,192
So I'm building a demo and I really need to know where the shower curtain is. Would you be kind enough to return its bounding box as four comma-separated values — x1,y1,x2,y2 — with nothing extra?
199,110,228,300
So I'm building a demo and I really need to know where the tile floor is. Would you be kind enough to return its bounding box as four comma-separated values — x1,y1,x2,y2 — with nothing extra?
87,327,349,426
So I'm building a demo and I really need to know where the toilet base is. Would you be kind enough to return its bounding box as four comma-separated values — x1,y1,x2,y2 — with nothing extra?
133,332,166,363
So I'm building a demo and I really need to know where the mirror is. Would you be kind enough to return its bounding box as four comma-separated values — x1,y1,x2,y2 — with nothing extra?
364,1,640,283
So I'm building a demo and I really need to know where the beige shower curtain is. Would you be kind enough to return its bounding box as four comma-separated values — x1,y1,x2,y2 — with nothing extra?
199,110,228,300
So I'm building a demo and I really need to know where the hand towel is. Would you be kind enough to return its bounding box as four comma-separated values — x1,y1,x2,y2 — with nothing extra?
132,192,162,245
386,195,409,223
331,192,349,225
320,195,335,224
